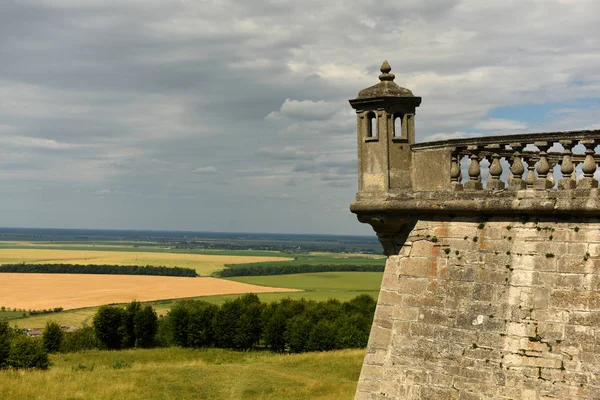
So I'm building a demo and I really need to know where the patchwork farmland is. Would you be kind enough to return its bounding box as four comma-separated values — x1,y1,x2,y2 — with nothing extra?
0,248,292,275
0,273,299,310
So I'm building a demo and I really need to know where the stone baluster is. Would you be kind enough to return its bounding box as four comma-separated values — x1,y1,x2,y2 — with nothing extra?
559,140,576,189
524,154,537,189
486,144,504,190
534,142,553,189
508,143,526,190
464,146,483,190
450,148,463,191
577,139,599,189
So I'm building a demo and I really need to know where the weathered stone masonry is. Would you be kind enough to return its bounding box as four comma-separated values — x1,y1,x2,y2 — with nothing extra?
350,62,600,399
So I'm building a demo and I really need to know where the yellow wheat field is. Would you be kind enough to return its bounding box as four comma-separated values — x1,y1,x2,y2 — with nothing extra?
0,248,292,275
0,273,300,310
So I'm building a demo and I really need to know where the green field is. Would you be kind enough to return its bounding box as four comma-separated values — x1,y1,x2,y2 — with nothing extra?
225,253,385,269
229,272,383,299
0,310,26,320
0,347,364,400
11,272,383,328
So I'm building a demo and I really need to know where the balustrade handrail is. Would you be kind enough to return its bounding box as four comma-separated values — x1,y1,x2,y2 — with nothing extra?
411,129,600,151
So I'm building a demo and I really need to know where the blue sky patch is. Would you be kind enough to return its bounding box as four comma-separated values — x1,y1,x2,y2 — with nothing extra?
490,98,600,123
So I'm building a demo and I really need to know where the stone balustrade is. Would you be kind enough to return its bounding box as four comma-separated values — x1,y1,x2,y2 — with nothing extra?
414,131,600,192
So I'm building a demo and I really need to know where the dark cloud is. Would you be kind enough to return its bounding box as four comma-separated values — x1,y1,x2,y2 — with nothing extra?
0,0,599,235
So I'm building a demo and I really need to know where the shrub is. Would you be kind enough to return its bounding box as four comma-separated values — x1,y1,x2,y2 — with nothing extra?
42,321,63,353
61,326,99,352
7,335,49,370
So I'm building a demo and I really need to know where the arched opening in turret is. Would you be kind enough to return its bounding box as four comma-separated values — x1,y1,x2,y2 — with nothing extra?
366,112,376,138
393,113,403,138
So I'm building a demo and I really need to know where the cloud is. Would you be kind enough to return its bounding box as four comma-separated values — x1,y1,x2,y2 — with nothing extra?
193,166,217,174
266,99,340,121
0,0,599,234
0,135,81,150
256,146,316,160
475,119,529,131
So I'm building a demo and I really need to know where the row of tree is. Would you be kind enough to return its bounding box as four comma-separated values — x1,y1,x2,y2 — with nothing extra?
0,263,197,277
215,264,385,277
89,295,376,352
159,294,376,352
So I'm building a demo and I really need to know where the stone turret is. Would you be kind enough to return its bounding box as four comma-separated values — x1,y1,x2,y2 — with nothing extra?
349,61,421,193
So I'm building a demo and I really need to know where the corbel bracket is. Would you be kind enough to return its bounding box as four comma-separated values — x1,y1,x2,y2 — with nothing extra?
357,214,416,256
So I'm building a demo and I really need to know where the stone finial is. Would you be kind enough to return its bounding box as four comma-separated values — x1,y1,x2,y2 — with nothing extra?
379,60,395,82
354,60,416,99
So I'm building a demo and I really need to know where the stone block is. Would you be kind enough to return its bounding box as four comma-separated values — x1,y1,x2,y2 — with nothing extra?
411,240,437,257
399,257,437,277
397,277,428,294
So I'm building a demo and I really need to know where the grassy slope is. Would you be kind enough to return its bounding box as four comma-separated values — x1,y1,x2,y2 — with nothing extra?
0,348,364,400
12,272,384,328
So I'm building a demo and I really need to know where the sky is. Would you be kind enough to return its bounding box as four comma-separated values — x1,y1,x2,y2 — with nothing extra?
0,0,599,235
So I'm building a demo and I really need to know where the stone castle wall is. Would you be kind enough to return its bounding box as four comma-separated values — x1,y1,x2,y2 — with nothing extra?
356,218,600,399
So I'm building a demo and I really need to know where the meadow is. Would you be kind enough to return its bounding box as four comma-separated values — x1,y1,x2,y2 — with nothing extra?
0,347,365,400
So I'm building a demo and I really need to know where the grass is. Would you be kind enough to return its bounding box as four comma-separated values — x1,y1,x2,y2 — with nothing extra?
228,272,383,294
12,272,383,328
0,310,27,320
0,347,364,400
0,248,292,276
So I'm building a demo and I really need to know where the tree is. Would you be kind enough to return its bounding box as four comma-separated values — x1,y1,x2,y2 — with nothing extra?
93,306,125,350
335,314,371,349
133,305,158,348
262,306,287,352
7,335,49,369
285,314,312,353
233,294,263,350
122,301,142,348
0,320,15,368
42,321,63,353
168,301,193,347
187,302,218,348
307,320,337,352
213,299,241,348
